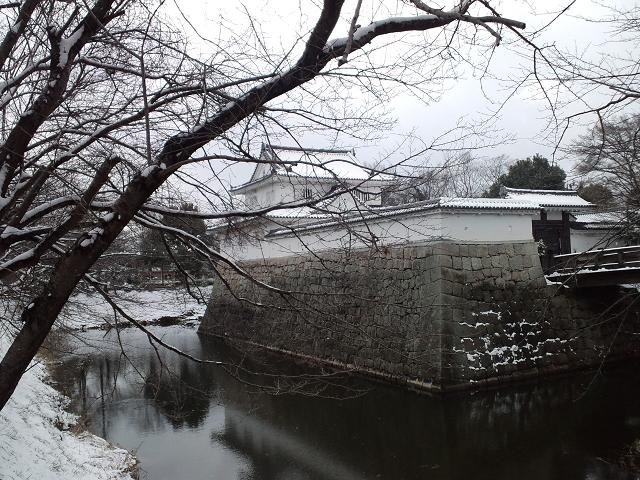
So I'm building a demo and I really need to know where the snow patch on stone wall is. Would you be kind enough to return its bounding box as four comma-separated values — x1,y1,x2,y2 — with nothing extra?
453,309,576,374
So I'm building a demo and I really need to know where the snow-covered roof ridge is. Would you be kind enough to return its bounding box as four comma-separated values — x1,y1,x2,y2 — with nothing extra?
265,206,330,219
502,186,579,195
265,144,355,155
265,143,369,180
573,211,624,223
433,197,540,210
572,210,627,229
502,187,595,210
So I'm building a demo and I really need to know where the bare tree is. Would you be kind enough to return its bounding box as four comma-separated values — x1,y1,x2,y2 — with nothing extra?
384,152,510,204
525,3,640,149
0,0,527,410
573,114,640,243
574,115,640,209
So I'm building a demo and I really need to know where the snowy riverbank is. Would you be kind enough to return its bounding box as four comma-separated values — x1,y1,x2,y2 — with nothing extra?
0,335,137,480
1,286,212,479
60,285,212,329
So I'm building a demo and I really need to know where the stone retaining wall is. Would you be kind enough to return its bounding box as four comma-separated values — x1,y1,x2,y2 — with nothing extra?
199,241,640,390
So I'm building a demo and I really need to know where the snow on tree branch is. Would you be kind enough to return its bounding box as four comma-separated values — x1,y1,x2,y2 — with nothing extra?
0,0,530,411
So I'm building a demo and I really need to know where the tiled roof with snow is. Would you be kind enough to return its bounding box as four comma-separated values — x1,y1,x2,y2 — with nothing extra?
503,187,594,210
207,196,355,228
223,197,537,224
572,211,625,229
574,211,624,224
269,146,373,180
232,145,390,192
431,197,540,210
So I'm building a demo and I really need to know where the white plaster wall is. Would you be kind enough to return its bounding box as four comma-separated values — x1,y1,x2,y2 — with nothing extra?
544,210,563,221
240,177,384,209
570,229,627,253
254,179,295,207
223,210,536,261
441,213,533,243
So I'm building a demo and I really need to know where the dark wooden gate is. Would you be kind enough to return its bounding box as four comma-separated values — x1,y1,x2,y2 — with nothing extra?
532,211,572,272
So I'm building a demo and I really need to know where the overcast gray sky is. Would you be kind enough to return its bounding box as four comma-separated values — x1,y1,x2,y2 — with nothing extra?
168,0,636,196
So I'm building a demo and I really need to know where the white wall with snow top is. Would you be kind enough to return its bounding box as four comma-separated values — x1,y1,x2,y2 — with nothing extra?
222,207,536,261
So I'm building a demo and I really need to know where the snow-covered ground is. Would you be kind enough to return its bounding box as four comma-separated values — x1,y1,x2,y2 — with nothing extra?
0,335,137,480
60,285,212,329
1,286,212,479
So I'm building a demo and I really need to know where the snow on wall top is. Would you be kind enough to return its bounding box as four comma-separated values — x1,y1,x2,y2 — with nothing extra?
267,197,540,237
222,197,537,224
432,197,540,210
503,187,594,210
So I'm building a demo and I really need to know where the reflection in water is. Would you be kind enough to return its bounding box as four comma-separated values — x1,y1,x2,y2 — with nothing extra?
49,326,640,480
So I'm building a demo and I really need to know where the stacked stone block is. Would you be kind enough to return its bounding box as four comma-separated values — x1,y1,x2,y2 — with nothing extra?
199,241,640,391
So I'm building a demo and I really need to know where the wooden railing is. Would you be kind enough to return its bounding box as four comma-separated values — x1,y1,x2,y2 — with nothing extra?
551,245,640,276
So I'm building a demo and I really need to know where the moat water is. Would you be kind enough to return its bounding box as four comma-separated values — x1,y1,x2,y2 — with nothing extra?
50,325,640,480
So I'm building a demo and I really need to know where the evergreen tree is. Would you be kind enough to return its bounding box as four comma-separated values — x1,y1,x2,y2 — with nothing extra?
577,182,615,208
484,154,566,197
